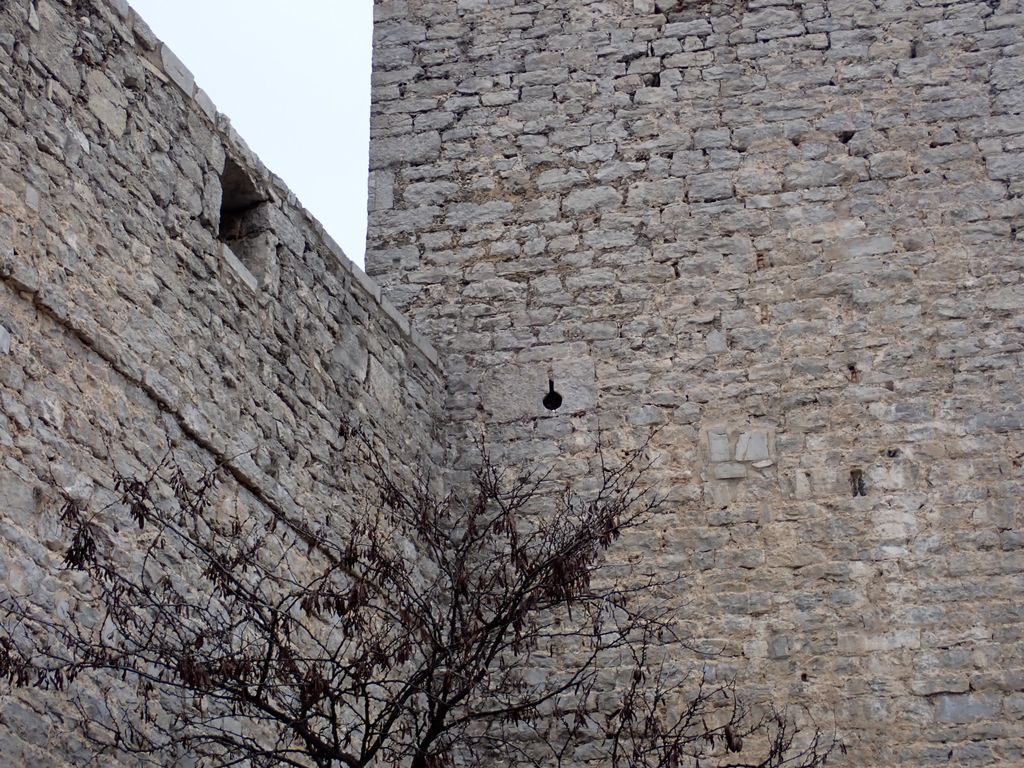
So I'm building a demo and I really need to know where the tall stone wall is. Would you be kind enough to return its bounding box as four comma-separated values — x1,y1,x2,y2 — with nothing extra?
0,0,446,762
368,0,1024,763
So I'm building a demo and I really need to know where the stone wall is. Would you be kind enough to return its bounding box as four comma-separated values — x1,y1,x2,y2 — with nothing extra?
0,0,446,762
368,0,1024,763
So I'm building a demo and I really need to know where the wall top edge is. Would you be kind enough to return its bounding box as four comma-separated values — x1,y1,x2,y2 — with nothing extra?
99,0,440,371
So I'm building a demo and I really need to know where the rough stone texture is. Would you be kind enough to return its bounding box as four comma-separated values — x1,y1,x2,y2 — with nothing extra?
0,0,445,762
3,0,1023,764
368,0,1024,764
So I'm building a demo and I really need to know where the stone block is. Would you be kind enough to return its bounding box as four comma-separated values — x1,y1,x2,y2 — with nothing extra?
967,408,1024,433
935,694,999,724
688,172,733,201
0,472,36,522
783,161,859,190
735,430,770,462
370,131,441,169
743,7,799,28
368,170,395,211
352,265,382,303
868,150,911,179
403,180,458,206
707,428,731,462
331,330,369,381
707,506,759,526
380,297,410,336
445,201,514,228
479,358,597,422
768,634,790,659
826,235,895,259
665,19,712,37
85,70,127,136
563,186,622,214
220,242,258,292
984,287,1024,311
537,168,588,192
160,44,195,95
194,87,216,121
463,278,524,301
713,462,748,480
705,329,727,354
627,179,685,206
376,21,426,45
366,355,403,414
627,405,667,426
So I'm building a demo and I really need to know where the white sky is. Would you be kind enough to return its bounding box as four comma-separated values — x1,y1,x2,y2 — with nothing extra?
129,0,373,267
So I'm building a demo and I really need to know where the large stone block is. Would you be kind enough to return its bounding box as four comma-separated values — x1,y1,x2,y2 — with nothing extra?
370,131,441,169
479,358,597,423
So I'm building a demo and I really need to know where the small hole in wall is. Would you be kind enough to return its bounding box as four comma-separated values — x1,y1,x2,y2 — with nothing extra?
218,157,273,288
219,157,265,238
847,363,859,382
542,379,563,411
849,468,867,497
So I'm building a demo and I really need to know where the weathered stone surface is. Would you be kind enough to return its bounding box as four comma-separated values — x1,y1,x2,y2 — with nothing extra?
935,694,1001,724
368,170,395,211
159,44,194,94
5,0,1024,764
984,286,1024,311
967,409,1024,434
85,70,127,137
563,186,622,213
479,358,597,423
368,0,1024,764
0,3,447,762
370,131,441,169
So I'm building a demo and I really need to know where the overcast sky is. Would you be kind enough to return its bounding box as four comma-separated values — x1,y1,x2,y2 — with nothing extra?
130,1,373,267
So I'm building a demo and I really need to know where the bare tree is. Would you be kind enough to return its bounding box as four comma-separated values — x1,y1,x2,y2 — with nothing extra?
1,431,839,767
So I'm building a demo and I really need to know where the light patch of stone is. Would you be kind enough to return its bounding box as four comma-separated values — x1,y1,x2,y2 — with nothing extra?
479,358,597,423
85,70,127,137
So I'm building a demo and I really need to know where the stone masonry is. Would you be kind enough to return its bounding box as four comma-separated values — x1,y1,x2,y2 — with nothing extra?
0,0,1022,764
367,0,1024,764
0,0,445,762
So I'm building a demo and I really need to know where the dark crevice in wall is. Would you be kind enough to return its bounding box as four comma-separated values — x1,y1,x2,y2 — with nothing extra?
219,157,265,216
849,468,867,497
218,156,274,289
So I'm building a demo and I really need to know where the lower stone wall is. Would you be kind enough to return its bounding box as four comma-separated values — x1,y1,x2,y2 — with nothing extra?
0,0,447,762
